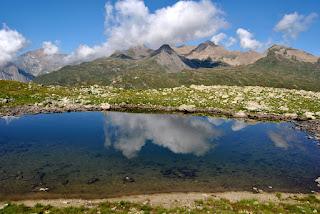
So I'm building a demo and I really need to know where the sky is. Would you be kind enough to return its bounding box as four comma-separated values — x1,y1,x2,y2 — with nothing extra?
0,0,319,65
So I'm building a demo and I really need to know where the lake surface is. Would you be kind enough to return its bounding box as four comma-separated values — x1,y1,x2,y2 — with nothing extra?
0,112,319,199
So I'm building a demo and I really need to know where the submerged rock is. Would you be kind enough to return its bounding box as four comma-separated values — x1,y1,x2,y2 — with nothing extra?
123,176,135,183
161,167,198,179
87,177,99,185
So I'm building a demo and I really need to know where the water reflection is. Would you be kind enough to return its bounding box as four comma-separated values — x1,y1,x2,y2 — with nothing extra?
103,112,223,158
0,116,20,125
268,125,302,150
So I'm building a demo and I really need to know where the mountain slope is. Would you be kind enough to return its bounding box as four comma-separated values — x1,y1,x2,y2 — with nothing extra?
15,49,67,76
34,44,320,91
0,63,34,82
176,41,264,66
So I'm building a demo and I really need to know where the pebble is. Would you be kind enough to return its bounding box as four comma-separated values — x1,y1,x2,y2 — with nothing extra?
39,187,49,192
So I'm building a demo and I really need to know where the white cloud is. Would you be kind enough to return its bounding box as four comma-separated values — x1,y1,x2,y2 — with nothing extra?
274,12,318,40
42,41,59,55
68,0,228,63
0,24,27,66
211,33,237,48
236,28,262,50
104,112,222,159
211,33,227,45
225,36,237,47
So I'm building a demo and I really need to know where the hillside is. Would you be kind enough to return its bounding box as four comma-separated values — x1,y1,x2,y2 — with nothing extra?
34,44,320,91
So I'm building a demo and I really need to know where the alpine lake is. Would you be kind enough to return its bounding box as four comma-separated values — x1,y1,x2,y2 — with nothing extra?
0,111,319,200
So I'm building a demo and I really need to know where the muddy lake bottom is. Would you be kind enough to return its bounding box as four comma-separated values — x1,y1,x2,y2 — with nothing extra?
0,111,319,200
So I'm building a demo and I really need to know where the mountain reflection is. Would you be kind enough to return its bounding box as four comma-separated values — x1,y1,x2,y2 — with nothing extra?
103,112,223,158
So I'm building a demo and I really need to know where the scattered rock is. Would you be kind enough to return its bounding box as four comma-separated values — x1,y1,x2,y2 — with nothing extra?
0,203,8,210
252,187,263,194
304,112,316,120
284,113,298,119
234,111,247,118
100,103,111,110
178,104,196,112
39,187,49,192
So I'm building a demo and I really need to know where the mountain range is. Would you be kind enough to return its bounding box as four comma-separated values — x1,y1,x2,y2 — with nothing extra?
1,41,320,91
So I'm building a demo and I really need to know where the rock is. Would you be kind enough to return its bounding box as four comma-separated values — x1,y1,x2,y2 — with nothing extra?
315,177,320,187
245,101,265,111
178,104,196,112
252,187,263,194
87,177,99,185
100,103,111,110
0,203,8,210
123,176,135,183
39,187,49,192
284,113,298,119
304,112,316,120
234,111,247,118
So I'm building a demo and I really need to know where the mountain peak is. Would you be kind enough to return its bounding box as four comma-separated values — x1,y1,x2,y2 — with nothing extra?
151,44,176,56
267,44,318,63
193,40,217,52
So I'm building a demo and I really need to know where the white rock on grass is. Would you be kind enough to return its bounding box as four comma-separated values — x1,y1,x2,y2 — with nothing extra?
304,112,316,120
100,103,111,110
178,104,196,112
234,111,247,118
284,113,298,119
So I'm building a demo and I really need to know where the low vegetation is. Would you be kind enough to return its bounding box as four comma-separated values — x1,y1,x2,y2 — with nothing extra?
1,195,319,213
1,80,320,120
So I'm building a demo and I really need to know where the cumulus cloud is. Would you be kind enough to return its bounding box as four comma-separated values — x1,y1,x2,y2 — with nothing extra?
103,112,222,159
274,12,318,40
0,24,27,66
68,0,228,63
225,36,237,47
211,33,237,47
236,28,262,50
211,33,227,45
42,41,59,55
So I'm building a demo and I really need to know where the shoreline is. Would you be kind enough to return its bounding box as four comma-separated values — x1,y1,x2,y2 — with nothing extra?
2,192,319,208
1,104,320,141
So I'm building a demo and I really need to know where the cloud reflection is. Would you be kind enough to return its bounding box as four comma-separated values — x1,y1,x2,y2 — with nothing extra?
268,125,302,149
103,112,223,159
0,116,20,125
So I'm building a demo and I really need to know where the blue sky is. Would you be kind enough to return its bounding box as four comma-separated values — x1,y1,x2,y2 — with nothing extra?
0,0,319,55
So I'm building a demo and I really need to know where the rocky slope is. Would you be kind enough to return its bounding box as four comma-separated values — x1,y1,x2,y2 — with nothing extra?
150,44,192,72
0,63,34,82
175,41,264,66
15,49,67,76
268,45,319,63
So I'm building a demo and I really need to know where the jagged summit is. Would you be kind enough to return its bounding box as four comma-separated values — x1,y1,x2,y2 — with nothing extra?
192,41,217,53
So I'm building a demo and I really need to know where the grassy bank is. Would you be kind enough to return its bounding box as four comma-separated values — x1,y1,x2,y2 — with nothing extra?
1,194,319,214
1,80,320,120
